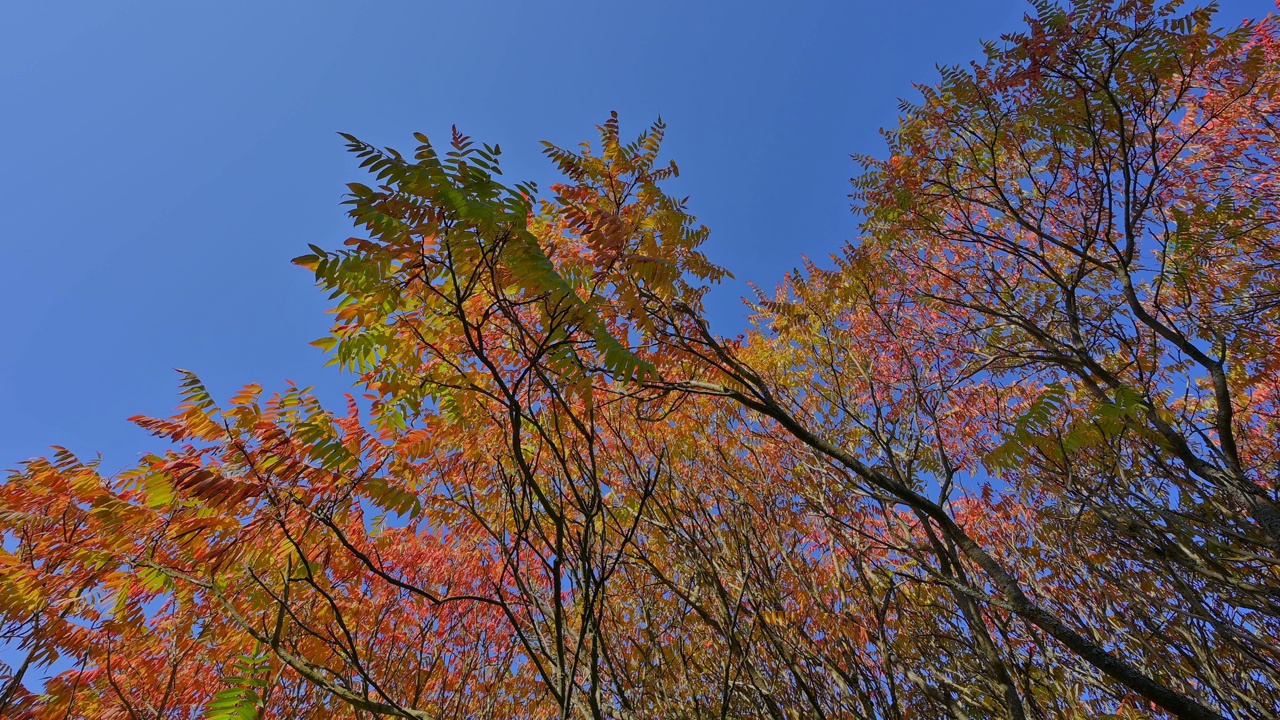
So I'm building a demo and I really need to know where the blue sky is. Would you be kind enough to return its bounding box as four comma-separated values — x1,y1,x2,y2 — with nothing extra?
0,0,1267,477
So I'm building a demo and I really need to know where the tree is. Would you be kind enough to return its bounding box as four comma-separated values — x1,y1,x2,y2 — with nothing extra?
2,1,1277,718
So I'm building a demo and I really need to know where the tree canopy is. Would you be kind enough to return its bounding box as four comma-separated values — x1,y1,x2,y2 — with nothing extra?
3,1,1278,718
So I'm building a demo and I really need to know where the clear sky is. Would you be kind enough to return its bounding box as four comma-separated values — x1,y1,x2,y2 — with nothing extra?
0,0,1268,478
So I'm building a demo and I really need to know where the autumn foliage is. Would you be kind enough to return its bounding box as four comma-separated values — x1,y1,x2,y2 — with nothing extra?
3,1,1279,718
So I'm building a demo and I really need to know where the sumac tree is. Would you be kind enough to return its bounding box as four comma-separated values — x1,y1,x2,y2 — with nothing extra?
2,1,1277,718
